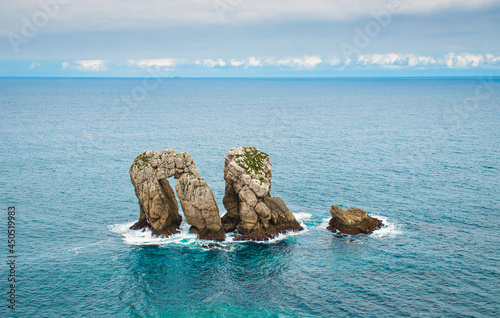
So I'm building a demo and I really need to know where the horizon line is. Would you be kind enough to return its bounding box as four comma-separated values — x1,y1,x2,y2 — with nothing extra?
1,75,500,80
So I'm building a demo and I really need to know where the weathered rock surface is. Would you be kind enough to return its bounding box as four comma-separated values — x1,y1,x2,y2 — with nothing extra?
327,205,382,234
221,146,303,240
130,149,225,240
129,150,181,237
176,168,225,241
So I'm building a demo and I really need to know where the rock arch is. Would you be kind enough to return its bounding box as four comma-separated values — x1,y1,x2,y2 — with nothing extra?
129,149,225,240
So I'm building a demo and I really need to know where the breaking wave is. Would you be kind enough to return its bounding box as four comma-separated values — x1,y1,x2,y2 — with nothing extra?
108,212,312,247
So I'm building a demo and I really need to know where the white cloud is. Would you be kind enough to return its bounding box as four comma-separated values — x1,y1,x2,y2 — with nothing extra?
29,61,40,69
351,52,500,69
61,53,500,74
437,52,500,68
485,53,500,65
128,58,180,71
276,56,322,69
304,56,323,68
227,57,273,68
230,59,245,67
217,59,226,67
75,60,107,72
406,55,437,67
357,53,401,68
444,53,485,68
355,53,439,68
226,56,323,68
197,58,226,68
247,57,262,67
132,53,500,71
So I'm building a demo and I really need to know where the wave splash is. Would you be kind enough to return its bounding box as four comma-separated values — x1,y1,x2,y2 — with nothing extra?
108,221,198,246
108,212,312,247
371,215,402,238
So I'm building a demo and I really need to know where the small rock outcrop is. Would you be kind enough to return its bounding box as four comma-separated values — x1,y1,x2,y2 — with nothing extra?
327,205,382,234
130,149,225,240
201,243,229,249
221,146,303,240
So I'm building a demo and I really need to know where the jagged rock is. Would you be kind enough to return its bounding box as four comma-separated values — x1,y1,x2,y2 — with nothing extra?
327,205,383,234
129,206,150,230
176,167,225,241
221,146,303,241
129,150,182,237
129,149,225,240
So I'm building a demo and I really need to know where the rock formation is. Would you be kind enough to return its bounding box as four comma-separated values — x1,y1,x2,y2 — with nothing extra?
175,167,226,241
201,243,229,249
327,205,382,234
129,149,225,240
221,146,303,240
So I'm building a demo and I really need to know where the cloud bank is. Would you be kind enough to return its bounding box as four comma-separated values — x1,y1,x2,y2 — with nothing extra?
54,53,500,74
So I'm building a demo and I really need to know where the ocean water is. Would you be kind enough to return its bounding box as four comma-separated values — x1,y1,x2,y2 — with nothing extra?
0,77,499,317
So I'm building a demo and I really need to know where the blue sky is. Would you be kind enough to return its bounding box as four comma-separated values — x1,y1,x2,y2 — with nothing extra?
1,0,499,77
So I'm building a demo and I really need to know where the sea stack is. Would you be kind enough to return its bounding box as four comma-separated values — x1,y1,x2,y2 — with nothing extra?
221,146,303,240
327,205,382,234
129,149,225,240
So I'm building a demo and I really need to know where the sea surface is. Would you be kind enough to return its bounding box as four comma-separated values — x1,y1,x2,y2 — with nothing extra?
0,77,499,317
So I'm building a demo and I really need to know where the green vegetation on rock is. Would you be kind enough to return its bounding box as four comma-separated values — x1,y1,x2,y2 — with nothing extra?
235,146,269,177
131,152,150,170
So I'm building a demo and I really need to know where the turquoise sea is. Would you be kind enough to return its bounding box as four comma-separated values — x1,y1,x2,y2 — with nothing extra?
1,77,499,317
